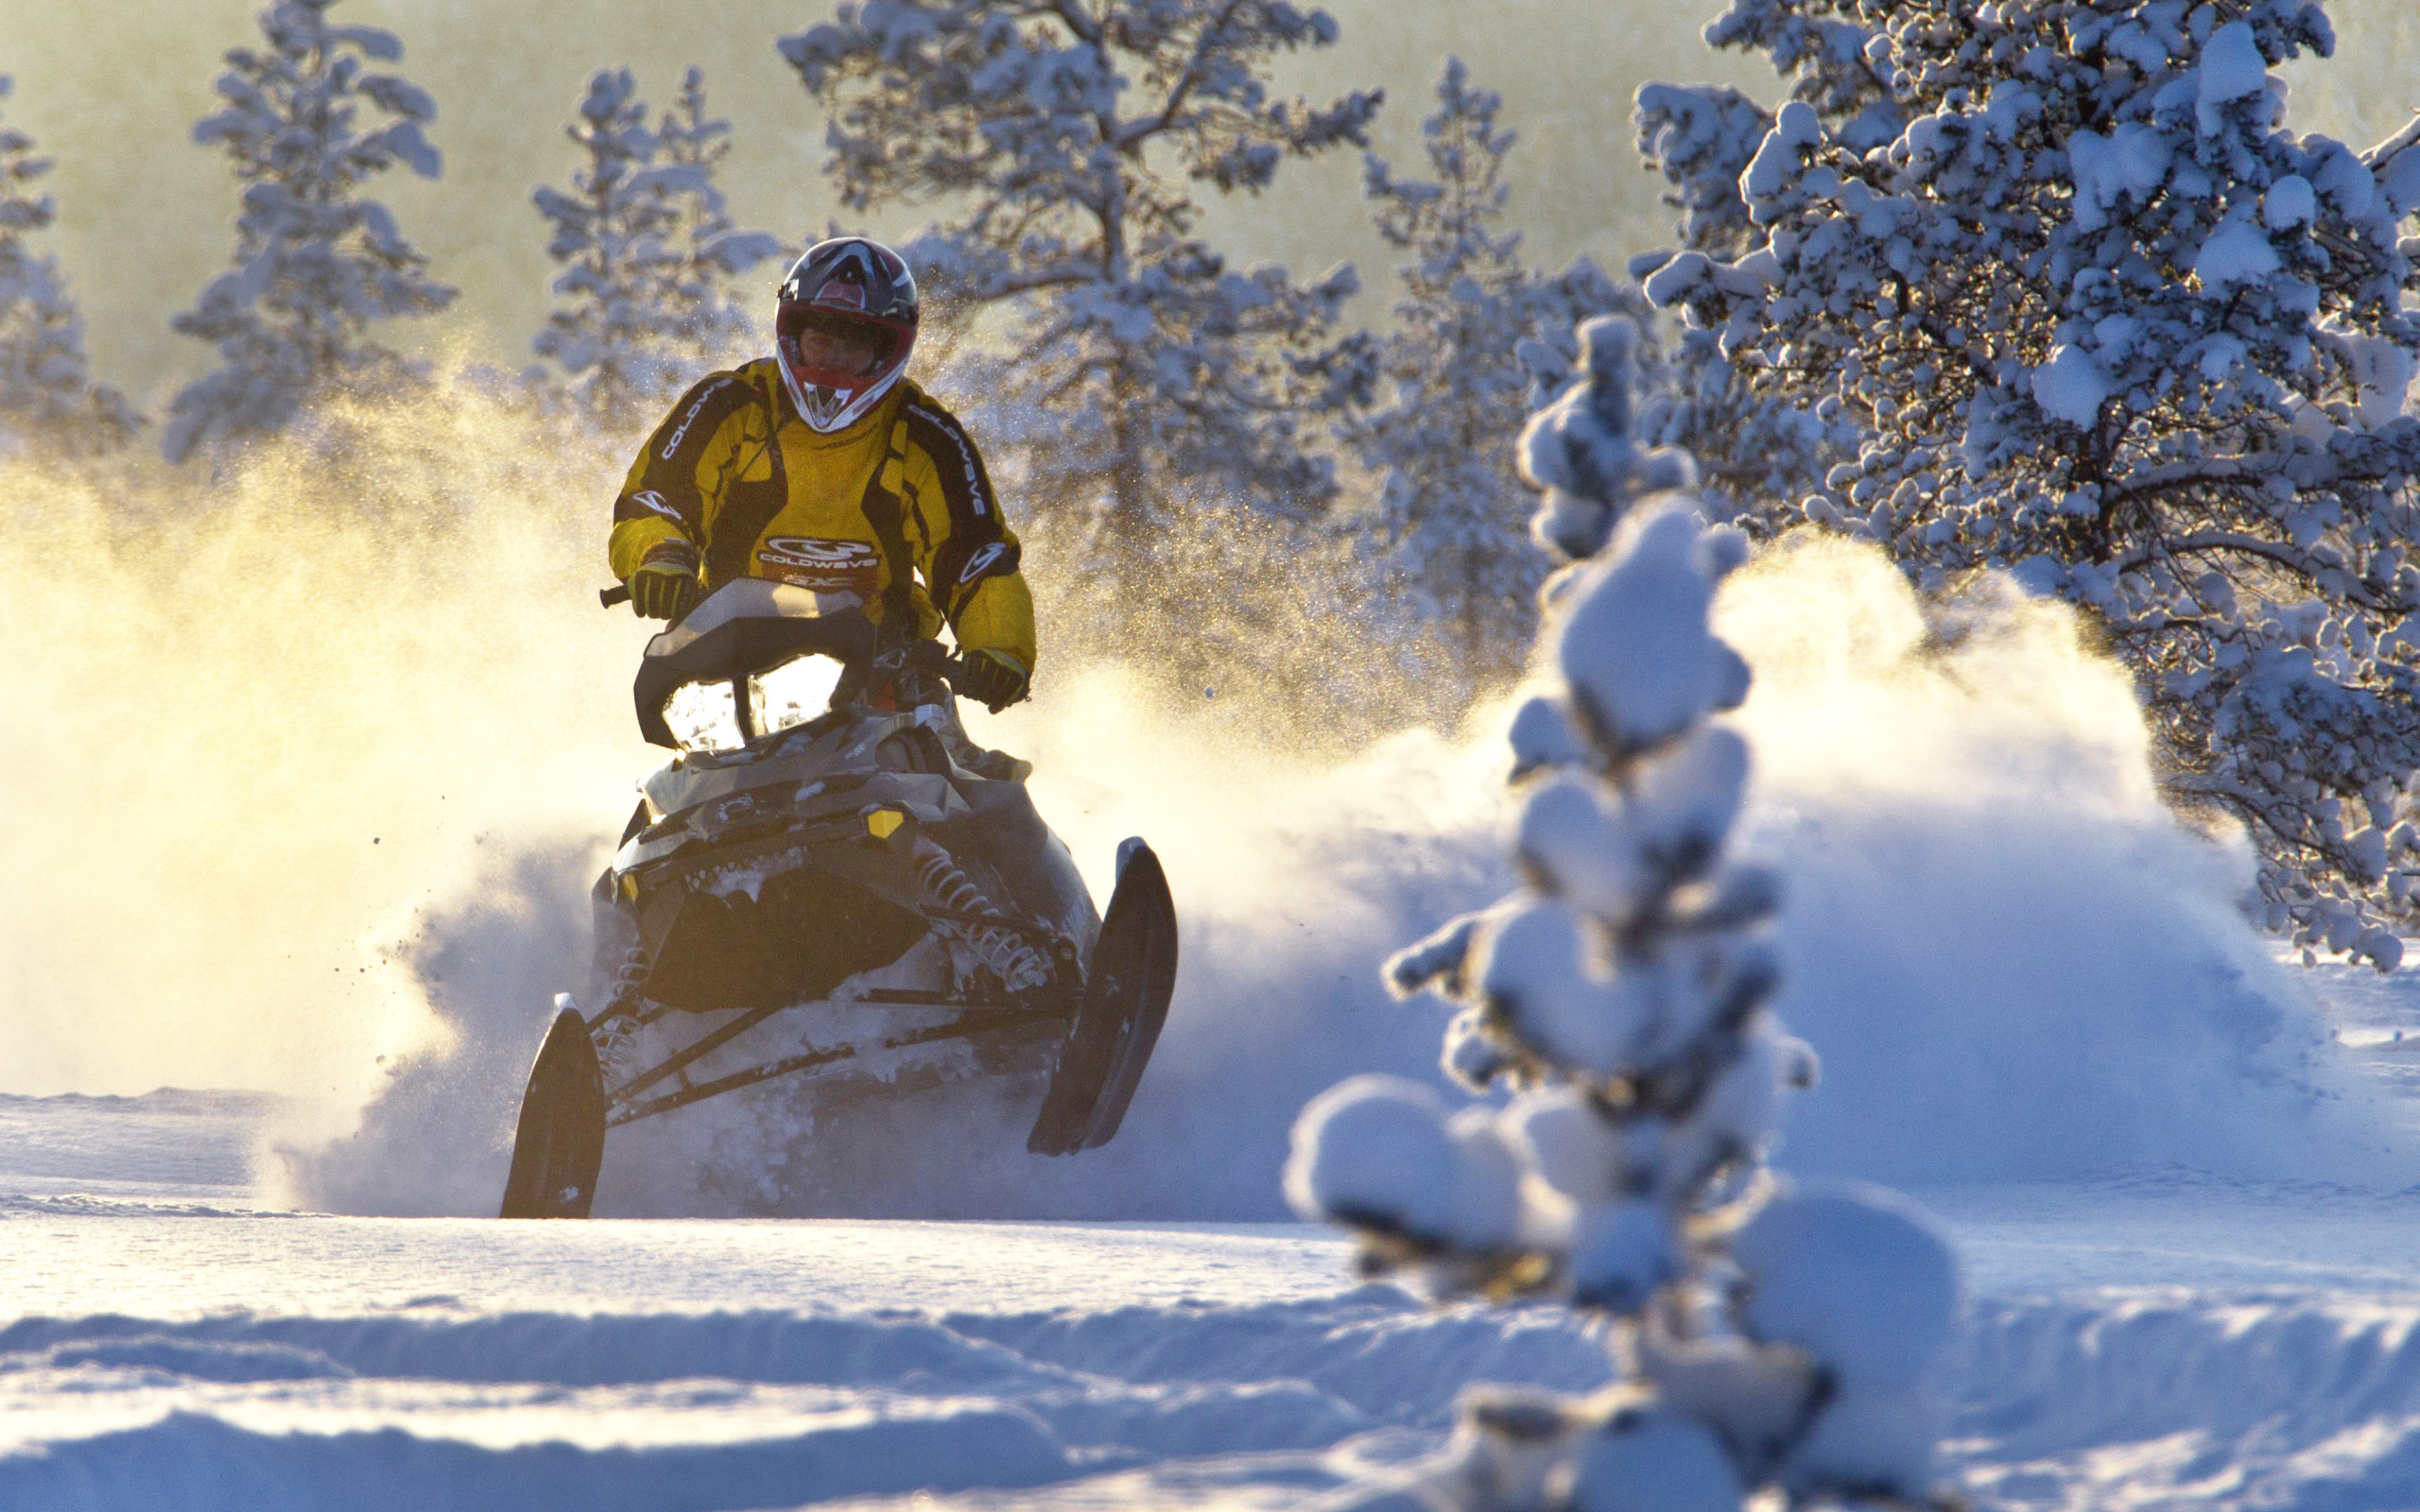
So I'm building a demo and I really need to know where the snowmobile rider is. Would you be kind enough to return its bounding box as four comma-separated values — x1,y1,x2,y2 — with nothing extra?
608,236,1033,713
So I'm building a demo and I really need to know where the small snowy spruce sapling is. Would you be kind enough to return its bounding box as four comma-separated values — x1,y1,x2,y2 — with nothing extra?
781,0,1380,621
1345,59,1638,717
0,77,138,458
1634,0,2420,968
164,0,455,465
1290,318,1962,1512
651,71,788,369
0,88,138,460
530,70,660,427
530,68,784,431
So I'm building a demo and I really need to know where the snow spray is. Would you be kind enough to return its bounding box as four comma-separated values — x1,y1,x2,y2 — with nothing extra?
0,381,637,1115
313,529,2411,1215
1720,533,2405,1187
4,378,2403,1211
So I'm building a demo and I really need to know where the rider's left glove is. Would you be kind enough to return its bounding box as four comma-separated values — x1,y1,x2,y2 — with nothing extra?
628,541,701,623
954,649,1029,713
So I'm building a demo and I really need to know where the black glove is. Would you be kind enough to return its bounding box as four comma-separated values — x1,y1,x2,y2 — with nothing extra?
953,649,1029,713
627,542,701,622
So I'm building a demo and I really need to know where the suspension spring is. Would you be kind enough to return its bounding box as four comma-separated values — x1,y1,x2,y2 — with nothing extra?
590,941,658,1084
912,837,1050,991
603,941,652,1017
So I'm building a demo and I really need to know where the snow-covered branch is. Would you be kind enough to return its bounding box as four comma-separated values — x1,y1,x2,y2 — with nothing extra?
1340,60,1642,720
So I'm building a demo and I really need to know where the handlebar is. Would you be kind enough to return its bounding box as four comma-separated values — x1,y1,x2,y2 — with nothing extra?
603,581,986,703
909,641,989,693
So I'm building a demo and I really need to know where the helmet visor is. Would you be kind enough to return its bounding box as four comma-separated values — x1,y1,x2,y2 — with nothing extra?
777,307,899,384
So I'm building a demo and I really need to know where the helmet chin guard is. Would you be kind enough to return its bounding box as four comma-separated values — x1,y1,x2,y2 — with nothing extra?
776,356,907,435
775,238,920,435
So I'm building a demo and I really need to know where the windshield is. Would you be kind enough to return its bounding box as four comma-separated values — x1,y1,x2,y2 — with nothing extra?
644,578,862,660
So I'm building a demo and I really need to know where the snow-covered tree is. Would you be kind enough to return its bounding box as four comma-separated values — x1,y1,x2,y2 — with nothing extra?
0,77,138,456
530,67,784,431
530,70,664,429
164,0,456,464
1290,318,1961,1512
1347,59,1637,713
1635,0,2420,968
779,1,1381,620
653,70,789,364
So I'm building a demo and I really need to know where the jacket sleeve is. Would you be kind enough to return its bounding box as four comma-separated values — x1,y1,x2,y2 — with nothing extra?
899,396,1037,672
608,372,760,581
952,575,1038,673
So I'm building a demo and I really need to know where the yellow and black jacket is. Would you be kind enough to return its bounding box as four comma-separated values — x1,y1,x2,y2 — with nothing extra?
609,360,1036,673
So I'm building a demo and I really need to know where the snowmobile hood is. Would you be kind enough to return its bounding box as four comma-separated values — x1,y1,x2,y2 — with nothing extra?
620,702,981,877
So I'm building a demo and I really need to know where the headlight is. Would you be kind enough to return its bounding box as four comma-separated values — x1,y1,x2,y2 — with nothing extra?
752,653,845,736
663,654,849,755
664,679,745,754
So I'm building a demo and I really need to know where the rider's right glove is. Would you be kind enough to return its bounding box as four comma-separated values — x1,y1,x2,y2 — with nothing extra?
628,541,701,622
954,648,1030,713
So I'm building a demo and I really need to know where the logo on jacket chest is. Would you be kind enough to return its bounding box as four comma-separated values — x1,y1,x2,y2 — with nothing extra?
756,536,881,593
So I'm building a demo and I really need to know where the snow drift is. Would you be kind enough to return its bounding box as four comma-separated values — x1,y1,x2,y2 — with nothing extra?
8,1260,2420,1512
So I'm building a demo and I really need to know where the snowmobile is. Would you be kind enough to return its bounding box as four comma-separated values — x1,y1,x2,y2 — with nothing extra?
498,577,1178,1219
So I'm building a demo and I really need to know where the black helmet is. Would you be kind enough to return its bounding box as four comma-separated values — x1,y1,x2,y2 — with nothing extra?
774,237,919,433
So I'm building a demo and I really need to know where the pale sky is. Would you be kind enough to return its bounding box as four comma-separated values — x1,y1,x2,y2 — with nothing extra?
0,0,2411,405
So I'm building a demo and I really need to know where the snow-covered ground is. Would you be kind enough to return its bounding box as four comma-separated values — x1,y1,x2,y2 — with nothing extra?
8,972,2420,1512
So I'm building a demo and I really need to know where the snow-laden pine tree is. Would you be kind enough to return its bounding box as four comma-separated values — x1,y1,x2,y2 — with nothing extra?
1346,59,1637,716
1635,0,2420,968
1290,318,1961,1512
0,77,138,457
164,0,456,465
530,68,784,432
779,1,1380,622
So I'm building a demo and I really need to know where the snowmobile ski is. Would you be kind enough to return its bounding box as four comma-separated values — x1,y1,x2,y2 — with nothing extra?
1027,842,1179,1156
498,1002,608,1219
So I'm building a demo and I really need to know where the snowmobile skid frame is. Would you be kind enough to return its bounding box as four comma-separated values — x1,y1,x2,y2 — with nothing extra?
606,992,1063,1128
